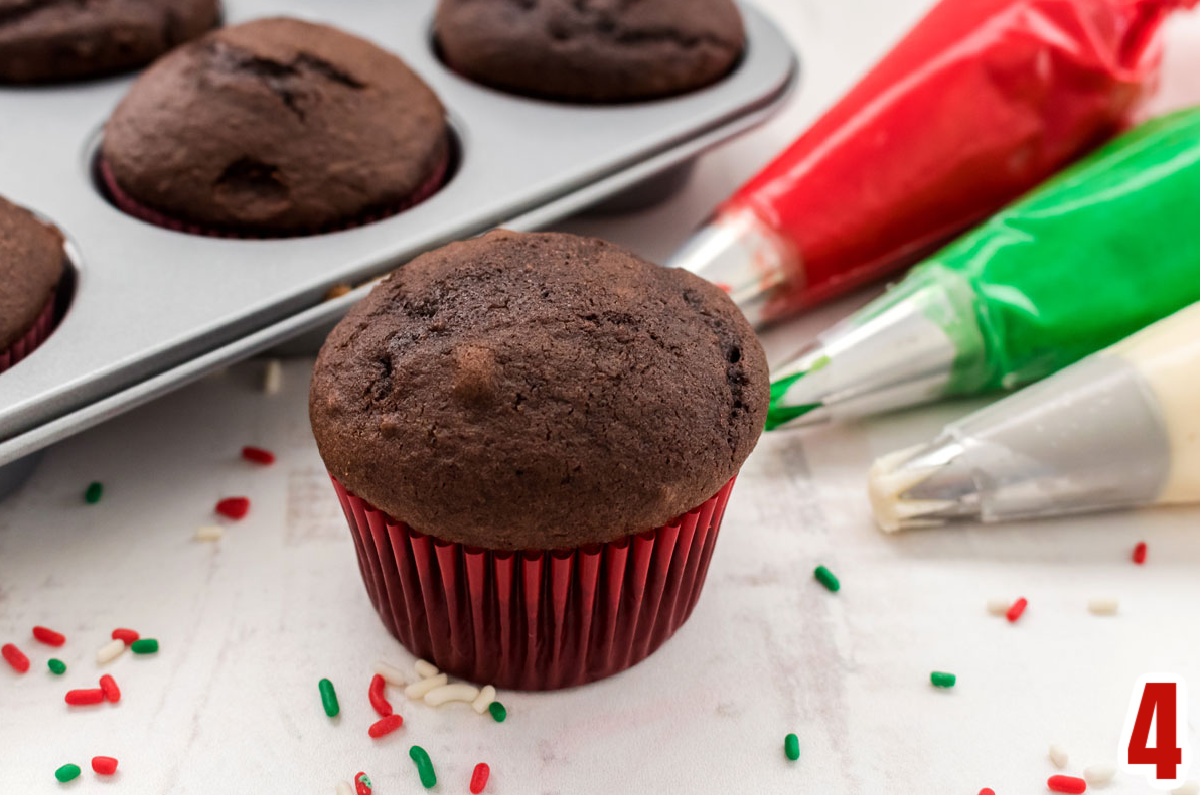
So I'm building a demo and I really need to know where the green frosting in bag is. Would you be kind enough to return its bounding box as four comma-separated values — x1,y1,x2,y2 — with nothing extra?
865,106,1200,395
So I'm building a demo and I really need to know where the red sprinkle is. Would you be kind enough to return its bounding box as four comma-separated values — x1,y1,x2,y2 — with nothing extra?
1048,774,1087,793
215,497,251,520
367,714,403,739
65,688,106,706
32,626,66,646
978,790,995,795
241,446,276,465
368,673,392,717
112,628,140,644
92,756,119,775
1,643,29,673
1006,597,1028,623
1133,541,1148,564
470,762,491,794
355,771,372,795
99,674,121,703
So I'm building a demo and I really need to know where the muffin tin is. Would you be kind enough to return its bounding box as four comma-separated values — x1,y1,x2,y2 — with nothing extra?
0,0,797,477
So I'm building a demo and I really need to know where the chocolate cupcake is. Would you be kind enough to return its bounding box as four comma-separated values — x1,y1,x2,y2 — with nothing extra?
310,230,768,689
434,0,745,103
101,17,449,237
0,195,65,373
0,0,220,84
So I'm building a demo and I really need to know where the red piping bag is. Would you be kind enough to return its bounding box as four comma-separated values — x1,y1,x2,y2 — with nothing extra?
669,0,1195,327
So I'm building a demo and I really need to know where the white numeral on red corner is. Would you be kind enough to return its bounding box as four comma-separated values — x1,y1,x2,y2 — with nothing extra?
1119,674,1191,789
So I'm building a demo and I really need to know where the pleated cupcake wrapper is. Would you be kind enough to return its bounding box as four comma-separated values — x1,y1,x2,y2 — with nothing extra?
98,151,449,239
331,475,736,691
0,291,56,374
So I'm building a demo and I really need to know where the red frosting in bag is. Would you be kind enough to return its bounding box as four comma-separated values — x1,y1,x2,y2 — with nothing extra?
723,0,1194,322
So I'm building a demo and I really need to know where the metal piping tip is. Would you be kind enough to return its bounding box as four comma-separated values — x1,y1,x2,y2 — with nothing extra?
867,436,985,532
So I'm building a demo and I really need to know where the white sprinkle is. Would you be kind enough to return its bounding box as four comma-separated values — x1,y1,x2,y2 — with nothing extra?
263,359,283,395
1088,598,1119,616
415,659,439,679
424,683,481,707
1049,743,1069,769
194,525,224,542
472,685,496,715
372,660,408,688
1083,763,1116,785
404,673,447,700
96,638,126,665
1173,782,1200,795
986,598,1011,616
336,782,353,795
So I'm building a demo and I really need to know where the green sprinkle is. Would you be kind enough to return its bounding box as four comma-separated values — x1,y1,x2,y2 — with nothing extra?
47,658,66,675
130,638,158,654
930,671,956,688
318,678,339,717
488,700,507,722
55,763,81,783
357,773,372,790
813,565,840,593
784,732,800,761
409,745,437,789
84,482,103,504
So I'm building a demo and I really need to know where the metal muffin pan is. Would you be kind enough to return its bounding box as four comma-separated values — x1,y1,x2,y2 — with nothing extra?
0,0,797,475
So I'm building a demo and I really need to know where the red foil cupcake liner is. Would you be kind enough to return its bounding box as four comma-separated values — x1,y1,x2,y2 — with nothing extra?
98,153,449,239
0,292,56,374
331,475,736,691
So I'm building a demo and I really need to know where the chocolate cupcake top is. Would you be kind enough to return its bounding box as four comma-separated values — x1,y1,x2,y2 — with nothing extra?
102,17,448,236
434,0,745,103
0,0,219,84
0,195,63,350
310,231,768,551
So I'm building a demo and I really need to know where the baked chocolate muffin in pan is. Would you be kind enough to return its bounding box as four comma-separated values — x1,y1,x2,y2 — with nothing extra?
0,0,796,474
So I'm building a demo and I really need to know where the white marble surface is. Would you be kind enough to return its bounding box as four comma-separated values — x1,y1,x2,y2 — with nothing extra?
5,1,1200,793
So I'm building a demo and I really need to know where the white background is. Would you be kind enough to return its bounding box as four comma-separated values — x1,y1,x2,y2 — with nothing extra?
4,1,1200,793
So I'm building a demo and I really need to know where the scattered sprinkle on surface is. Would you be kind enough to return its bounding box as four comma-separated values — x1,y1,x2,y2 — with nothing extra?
111,628,139,643
1047,774,1087,793
414,659,439,679
424,683,480,707
355,772,373,795
92,756,118,775
1006,597,1028,623
372,660,408,688
55,763,81,783
978,789,996,795
65,688,105,706
263,359,283,395
99,674,121,702
409,745,437,789
194,525,224,543
470,762,490,794
241,446,276,465
96,638,125,665
488,701,507,723
1174,783,1200,795
47,658,66,675
32,626,66,646
1133,541,1148,564
986,598,1010,616
368,714,403,739
1049,743,1069,769
130,638,159,654
784,733,800,761
2,642,30,673
84,482,104,504
1087,598,1118,616
405,673,447,700
319,678,340,717
471,685,497,715
215,497,251,520
1082,763,1115,785
337,781,354,795
930,671,956,688
813,565,840,593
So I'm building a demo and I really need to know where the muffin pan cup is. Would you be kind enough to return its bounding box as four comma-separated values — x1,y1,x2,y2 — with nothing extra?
332,476,735,691
0,1,797,472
